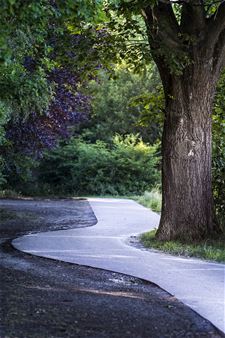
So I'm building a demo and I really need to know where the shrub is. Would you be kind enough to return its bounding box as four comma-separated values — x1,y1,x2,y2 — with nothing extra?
37,134,160,196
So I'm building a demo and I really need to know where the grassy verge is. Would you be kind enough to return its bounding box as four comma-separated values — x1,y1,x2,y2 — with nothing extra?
0,189,22,199
141,230,225,263
135,190,162,213
0,189,160,204
0,189,139,200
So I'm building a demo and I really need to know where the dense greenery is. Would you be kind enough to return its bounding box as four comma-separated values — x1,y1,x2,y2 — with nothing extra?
1,60,162,196
0,1,56,184
80,65,163,144
26,135,160,196
0,1,102,186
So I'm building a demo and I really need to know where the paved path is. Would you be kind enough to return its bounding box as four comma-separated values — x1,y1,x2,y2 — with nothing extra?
12,198,225,333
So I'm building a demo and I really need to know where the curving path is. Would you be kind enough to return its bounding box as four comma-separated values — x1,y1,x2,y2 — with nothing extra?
12,198,225,333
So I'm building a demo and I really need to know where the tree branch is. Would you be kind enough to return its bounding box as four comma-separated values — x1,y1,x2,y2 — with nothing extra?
141,4,178,92
181,2,206,37
213,28,225,76
206,1,225,49
142,3,181,50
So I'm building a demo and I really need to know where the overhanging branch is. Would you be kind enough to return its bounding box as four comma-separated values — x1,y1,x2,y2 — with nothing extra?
213,28,225,76
142,3,181,50
181,1,206,36
206,1,225,49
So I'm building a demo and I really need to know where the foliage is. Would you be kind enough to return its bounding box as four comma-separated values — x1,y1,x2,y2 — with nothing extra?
0,1,57,125
212,71,225,230
36,135,160,196
80,64,163,144
1,56,91,186
141,230,225,263
0,1,55,186
137,190,161,213
5,66,90,155
104,0,225,75
0,0,105,183
104,10,152,73
2,151,38,191
0,1,55,62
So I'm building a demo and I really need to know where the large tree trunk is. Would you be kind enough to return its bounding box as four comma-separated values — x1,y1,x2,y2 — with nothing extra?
141,0,225,241
156,66,220,241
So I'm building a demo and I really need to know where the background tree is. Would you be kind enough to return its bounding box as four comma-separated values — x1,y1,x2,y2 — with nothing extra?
80,64,163,144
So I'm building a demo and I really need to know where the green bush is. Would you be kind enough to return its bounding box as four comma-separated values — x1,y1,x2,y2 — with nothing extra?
2,151,38,193
37,135,160,196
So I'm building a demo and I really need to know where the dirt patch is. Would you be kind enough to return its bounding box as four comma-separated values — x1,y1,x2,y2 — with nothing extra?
0,198,224,338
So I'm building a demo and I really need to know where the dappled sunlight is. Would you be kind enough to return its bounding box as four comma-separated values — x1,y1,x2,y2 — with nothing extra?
170,267,224,271
24,284,146,300
73,288,146,300
88,198,133,203
26,235,123,239
26,251,135,260
162,256,224,267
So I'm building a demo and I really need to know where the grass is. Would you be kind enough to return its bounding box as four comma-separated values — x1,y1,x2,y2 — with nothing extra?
135,190,162,213
141,230,225,263
0,189,22,199
0,188,160,205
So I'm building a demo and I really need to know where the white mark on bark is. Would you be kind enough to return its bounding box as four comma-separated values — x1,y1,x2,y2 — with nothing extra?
188,149,194,157
209,58,213,71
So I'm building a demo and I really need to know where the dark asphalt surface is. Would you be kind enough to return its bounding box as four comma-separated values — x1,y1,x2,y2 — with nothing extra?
0,198,224,338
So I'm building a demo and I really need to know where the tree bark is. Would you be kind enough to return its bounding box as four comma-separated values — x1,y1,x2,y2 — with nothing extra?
156,64,221,241
141,2,225,242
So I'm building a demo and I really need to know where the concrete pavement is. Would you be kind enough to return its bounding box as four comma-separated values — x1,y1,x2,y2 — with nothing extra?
12,198,225,333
